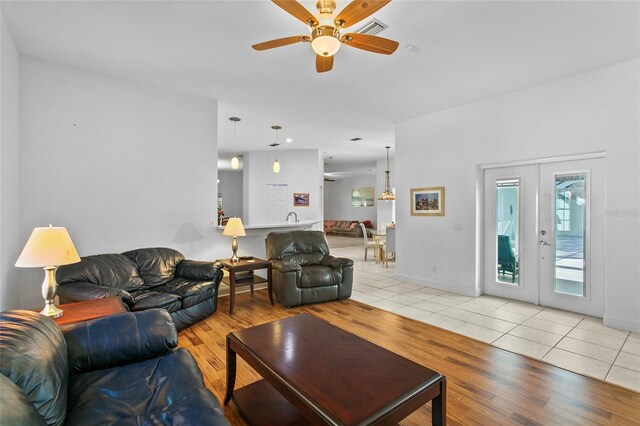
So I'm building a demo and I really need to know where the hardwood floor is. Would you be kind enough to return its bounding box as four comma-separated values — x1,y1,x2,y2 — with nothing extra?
179,290,640,425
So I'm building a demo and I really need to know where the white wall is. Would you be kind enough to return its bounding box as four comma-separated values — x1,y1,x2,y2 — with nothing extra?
17,57,230,308
396,59,640,331
0,13,21,310
324,175,377,223
218,170,243,219
376,157,396,230
242,149,323,226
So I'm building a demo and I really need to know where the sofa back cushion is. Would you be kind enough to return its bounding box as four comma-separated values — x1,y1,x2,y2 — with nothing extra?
266,231,330,266
57,253,144,291
123,247,185,287
0,310,68,426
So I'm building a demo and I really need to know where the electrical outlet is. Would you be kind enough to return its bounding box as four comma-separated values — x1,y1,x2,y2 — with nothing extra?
210,219,219,228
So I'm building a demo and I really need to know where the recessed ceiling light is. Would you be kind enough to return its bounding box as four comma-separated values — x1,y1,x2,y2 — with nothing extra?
285,138,293,143
405,44,421,53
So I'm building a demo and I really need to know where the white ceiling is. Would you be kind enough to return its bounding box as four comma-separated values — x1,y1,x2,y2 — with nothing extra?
2,1,639,171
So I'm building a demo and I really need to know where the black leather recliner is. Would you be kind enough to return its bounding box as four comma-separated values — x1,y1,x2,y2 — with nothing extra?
57,247,223,330
266,230,354,307
0,309,229,426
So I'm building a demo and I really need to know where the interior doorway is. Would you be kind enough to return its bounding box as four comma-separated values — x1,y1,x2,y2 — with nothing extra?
266,184,288,224
483,157,605,317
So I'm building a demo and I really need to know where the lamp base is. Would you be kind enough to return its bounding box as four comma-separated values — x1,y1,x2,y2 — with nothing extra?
40,300,63,318
231,236,240,263
40,266,63,318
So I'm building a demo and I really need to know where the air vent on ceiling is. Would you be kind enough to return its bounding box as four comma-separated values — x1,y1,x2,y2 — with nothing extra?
355,18,388,36
350,137,363,142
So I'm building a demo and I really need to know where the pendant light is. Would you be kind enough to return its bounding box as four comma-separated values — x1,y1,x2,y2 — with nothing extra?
270,125,281,173
378,146,396,201
229,117,241,170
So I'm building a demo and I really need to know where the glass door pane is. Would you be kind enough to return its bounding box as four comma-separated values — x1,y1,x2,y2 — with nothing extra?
554,173,586,296
496,179,520,284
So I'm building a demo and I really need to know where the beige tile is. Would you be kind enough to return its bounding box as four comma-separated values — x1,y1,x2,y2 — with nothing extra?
438,307,481,323
567,328,626,350
556,337,619,363
393,283,423,292
533,310,583,327
455,301,496,315
350,292,382,304
493,334,551,359
614,351,640,372
628,332,640,343
411,300,449,313
605,366,640,392
543,348,611,380
368,299,405,312
394,306,434,322
385,294,424,306
508,325,564,347
621,339,640,356
541,307,585,320
404,290,439,301
473,296,509,308
413,286,447,296
454,323,503,343
499,301,544,316
471,315,518,333
521,317,573,336
438,293,473,303
426,296,465,307
576,317,630,339
368,288,399,298
483,308,532,324
422,314,466,330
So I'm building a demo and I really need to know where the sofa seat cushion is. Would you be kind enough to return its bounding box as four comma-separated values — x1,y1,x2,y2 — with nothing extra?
154,277,216,309
129,291,181,313
65,349,228,426
299,265,342,288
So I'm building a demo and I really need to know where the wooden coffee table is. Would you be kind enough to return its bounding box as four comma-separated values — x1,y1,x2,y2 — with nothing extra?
224,313,446,425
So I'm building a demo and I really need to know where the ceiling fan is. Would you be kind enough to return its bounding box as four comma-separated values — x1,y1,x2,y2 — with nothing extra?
253,0,399,73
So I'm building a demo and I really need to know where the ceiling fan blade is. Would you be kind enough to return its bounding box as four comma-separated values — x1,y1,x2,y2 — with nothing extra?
252,35,310,51
341,33,399,55
316,54,334,73
334,0,391,29
272,0,318,26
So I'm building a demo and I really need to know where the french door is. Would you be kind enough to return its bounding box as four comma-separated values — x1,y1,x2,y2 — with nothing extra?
483,158,605,317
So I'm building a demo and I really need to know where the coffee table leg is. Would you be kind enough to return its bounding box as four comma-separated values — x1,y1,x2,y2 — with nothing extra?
432,378,447,426
267,264,274,305
224,335,236,405
229,271,236,314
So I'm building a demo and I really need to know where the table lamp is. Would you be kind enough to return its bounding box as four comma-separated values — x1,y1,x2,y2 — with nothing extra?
15,224,81,318
223,217,246,263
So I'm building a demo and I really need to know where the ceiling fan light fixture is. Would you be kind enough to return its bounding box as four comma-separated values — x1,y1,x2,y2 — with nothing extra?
311,34,341,57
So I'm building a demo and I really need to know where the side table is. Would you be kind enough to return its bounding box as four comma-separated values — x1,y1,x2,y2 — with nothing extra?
34,297,128,326
218,257,273,314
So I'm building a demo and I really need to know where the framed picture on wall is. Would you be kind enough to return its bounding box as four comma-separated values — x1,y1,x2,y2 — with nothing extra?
352,187,375,207
293,193,309,206
411,187,445,216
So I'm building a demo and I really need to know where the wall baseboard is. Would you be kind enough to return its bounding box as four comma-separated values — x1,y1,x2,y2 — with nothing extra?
603,314,640,333
395,273,477,297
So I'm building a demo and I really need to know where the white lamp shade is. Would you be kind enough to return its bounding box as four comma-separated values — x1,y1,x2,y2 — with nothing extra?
223,217,246,237
15,226,81,267
311,35,341,57
231,156,239,169
273,160,280,173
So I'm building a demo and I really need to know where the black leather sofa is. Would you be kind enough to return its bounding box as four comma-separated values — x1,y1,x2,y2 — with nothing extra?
0,309,229,426
56,247,223,330
266,230,354,307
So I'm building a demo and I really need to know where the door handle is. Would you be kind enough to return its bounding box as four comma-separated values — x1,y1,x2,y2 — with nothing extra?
539,240,552,246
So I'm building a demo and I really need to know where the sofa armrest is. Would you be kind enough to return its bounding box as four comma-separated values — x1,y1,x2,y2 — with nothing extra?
57,281,133,306
176,260,223,281
271,260,302,273
62,309,178,375
321,255,354,270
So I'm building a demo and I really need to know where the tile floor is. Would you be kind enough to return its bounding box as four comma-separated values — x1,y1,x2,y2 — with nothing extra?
330,243,640,392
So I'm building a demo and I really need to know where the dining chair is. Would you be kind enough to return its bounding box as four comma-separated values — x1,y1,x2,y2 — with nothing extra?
359,223,377,261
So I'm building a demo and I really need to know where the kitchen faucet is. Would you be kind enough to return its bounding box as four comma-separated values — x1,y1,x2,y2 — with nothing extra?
286,212,298,223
